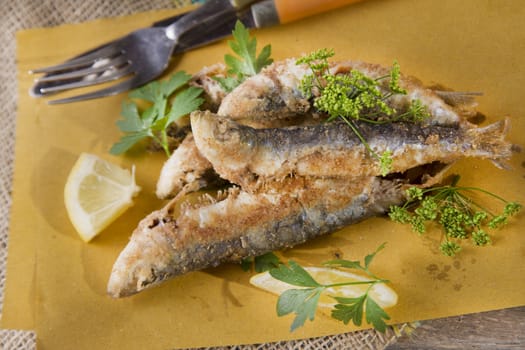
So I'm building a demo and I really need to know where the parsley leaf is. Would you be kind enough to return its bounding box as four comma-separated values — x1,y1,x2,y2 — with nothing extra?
110,71,203,156
277,288,323,331
110,130,151,156
268,245,393,333
116,101,145,132
365,296,391,332
364,242,387,269
389,175,522,256
166,86,205,125
270,260,321,288
324,242,386,274
332,291,391,332
241,252,282,272
332,295,366,326
216,21,273,92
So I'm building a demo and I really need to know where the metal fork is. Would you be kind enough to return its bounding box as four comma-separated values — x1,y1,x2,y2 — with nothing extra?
30,0,257,104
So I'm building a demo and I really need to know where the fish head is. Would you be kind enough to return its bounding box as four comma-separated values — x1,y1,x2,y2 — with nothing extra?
190,111,256,170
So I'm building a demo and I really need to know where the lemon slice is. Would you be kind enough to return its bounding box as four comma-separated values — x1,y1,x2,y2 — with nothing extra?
64,153,141,242
250,266,398,309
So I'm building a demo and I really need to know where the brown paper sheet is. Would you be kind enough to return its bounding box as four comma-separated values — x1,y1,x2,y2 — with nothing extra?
3,1,525,349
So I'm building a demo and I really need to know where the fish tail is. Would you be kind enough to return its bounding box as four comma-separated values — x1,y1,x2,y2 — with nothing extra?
466,118,513,165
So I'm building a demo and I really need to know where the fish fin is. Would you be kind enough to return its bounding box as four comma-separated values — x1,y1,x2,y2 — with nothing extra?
490,159,513,170
433,90,483,107
429,84,482,119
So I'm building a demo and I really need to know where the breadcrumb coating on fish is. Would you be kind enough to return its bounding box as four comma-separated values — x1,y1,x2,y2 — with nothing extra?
109,58,514,297
189,63,228,112
158,59,482,199
108,176,410,297
156,134,214,199
218,59,478,127
191,111,511,190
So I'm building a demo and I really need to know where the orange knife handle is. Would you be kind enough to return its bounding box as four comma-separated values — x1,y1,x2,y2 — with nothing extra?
273,0,364,24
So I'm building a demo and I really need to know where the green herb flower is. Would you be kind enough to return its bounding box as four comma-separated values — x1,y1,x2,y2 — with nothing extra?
440,241,462,257
296,49,430,176
388,175,522,257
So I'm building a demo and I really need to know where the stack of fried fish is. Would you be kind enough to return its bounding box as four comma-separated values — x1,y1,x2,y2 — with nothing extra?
107,59,512,297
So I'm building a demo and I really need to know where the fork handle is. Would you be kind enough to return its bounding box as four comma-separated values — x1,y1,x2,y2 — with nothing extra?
155,0,364,55
155,0,364,30
152,0,256,28
252,0,365,26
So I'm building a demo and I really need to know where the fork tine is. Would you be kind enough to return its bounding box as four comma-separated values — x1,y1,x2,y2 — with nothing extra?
48,76,144,104
30,45,122,74
39,65,133,94
35,55,129,83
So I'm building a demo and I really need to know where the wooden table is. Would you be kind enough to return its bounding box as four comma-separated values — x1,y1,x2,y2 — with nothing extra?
387,306,525,349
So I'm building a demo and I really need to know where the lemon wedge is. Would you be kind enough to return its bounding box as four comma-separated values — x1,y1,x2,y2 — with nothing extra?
250,266,398,309
64,153,141,242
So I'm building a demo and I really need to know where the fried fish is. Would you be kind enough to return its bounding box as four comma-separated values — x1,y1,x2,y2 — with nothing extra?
109,174,436,297
108,59,514,297
218,59,479,127
191,111,511,190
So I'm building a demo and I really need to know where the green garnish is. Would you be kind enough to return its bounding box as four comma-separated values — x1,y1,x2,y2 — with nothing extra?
389,175,522,257
110,71,204,156
216,20,273,92
241,252,282,272
269,243,392,332
296,49,430,175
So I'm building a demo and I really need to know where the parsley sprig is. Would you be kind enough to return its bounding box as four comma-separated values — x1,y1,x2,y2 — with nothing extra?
241,252,282,273
110,71,204,156
269,243,392,332
215,21,273,92
389,175,522,256
296,49,430,176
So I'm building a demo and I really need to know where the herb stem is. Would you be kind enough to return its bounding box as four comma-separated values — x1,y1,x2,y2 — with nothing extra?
466,198,497,218
375,74,390,81
358,116,390,124
160,130,171,157
323,279,390,289
423,184,510,209
381,91,394,101
451,186,510,203
340,116,379,160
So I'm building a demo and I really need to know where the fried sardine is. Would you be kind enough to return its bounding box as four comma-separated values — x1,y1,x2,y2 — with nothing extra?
109,122,511,297
110,176,424,297
191,111,511,190
108,59,513,297
157,59,482,199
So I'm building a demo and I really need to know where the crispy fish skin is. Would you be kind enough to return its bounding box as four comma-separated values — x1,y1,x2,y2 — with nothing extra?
156,133,220,199
157,64,228,199
217,59,311,127
108,176,409,297
218,59,477,127
111,57,513,297
191,111,512,189
157,59,480,199
189,63,228,112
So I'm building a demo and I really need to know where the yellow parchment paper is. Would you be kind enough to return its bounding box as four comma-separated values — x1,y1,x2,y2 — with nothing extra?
3,1,525,349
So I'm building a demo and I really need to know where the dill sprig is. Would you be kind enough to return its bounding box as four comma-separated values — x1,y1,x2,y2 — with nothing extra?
296,49,430,176
389,175,522,256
